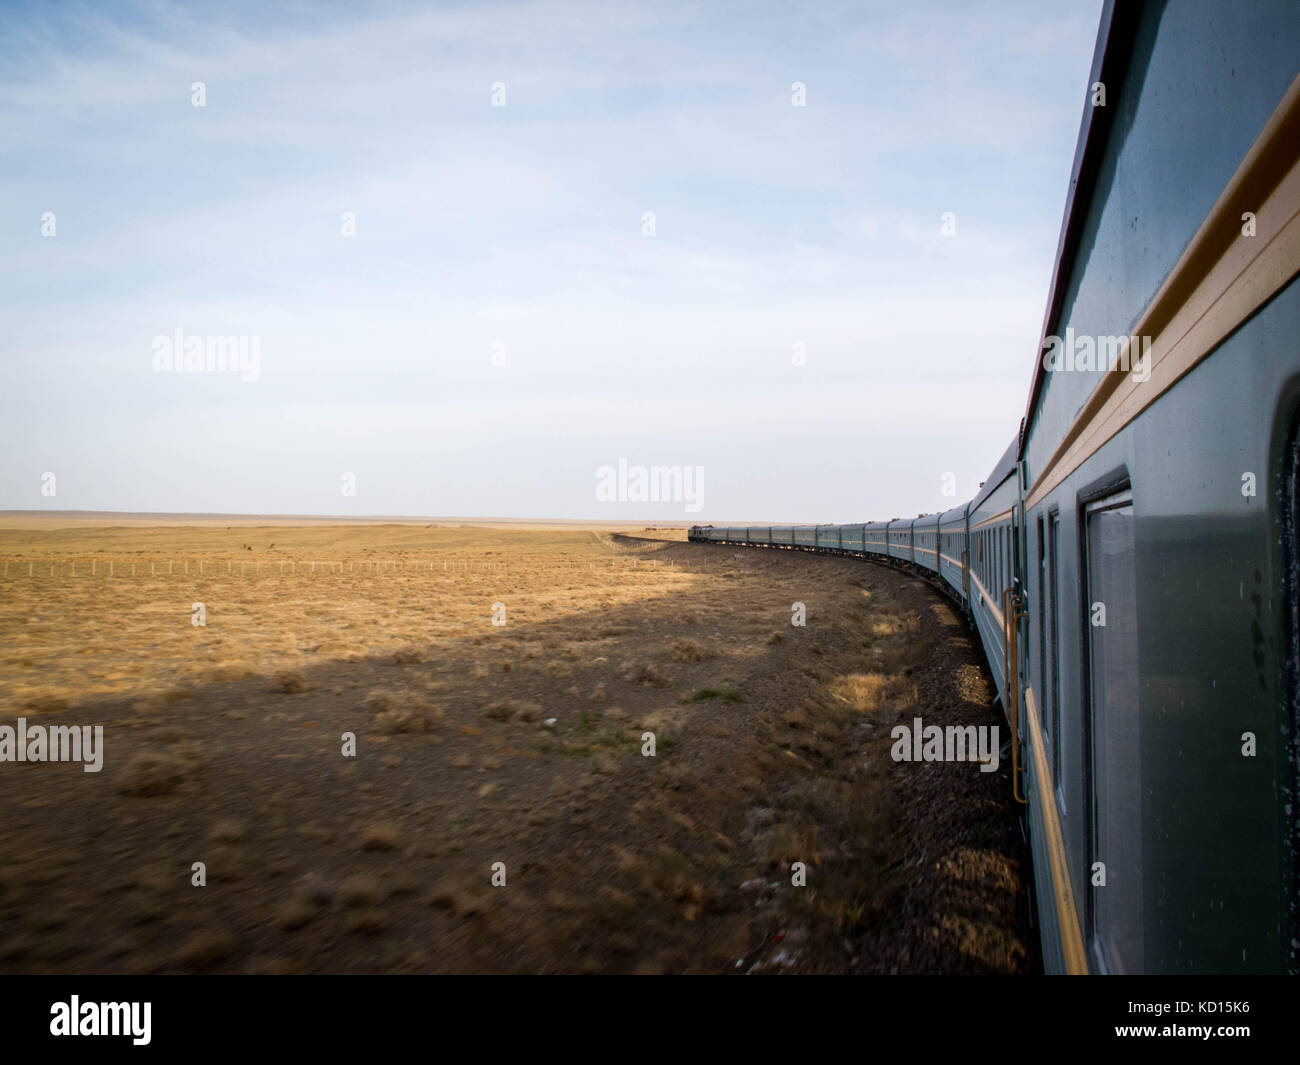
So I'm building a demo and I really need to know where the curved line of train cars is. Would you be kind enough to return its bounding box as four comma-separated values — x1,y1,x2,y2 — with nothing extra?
690,0,1300,975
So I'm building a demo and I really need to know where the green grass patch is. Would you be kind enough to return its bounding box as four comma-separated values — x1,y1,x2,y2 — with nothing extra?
681,688,745,704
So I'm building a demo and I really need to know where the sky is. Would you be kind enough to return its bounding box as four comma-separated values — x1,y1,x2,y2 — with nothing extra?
0,0,1105,522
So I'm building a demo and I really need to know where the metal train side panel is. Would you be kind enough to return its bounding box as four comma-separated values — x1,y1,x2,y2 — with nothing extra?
966,438,1020,709
913,513,940,574
937,503,969,602
886,519,909,562
840,523,866,553
1017,0,1300,975
864,520,889,557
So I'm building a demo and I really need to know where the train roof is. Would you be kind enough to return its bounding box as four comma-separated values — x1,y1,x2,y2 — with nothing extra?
970,435,1020,512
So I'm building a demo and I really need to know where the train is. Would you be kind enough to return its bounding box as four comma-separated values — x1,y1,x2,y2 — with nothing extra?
690,0,1300,975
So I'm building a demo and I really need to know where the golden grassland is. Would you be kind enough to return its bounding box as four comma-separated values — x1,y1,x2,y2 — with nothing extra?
0,518,1030,974
0,522,686,712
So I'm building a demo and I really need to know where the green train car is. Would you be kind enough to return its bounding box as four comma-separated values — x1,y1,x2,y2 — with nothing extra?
691,0,1300,974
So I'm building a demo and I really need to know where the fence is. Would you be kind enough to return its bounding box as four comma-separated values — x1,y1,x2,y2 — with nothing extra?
0,557,675,579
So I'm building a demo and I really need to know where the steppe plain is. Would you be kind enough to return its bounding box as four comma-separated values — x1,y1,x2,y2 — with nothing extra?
0,515,1031,973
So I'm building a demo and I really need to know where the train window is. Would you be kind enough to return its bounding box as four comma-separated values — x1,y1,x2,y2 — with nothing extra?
1003,527,1009,595
1289,409,1300,976
1001,526,1008,596
1005,526,1011,594
1003,527,1013,595
1037,516,1048,750
1048,510,1061,790
999,527,1005,595
1084,489,1141,974
1037,512,1061,786
996,527,1002,596
995,527,1000,594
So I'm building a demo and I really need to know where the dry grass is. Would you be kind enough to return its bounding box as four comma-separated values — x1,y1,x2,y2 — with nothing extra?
0,522,696,712
826,672,915,712
0,517,1027,976
669,638,712,663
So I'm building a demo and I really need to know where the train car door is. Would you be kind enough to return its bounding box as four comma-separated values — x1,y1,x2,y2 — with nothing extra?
1082,487,1141,973
1009,496,1028,805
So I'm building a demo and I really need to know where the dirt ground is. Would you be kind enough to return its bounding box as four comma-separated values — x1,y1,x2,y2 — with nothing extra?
0,519,1034,974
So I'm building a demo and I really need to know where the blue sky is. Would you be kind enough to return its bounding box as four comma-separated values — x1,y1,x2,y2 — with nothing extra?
0,0,1104,521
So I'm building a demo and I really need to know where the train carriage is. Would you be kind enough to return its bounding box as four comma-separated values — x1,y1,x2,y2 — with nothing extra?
937,502,969,601
839,523,866,554
815,524,841,552
863,520,889,557
685,0,1300,976
966,439,1020,710
912,513,940,574
886,519,910,562
1011,0,1300,976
